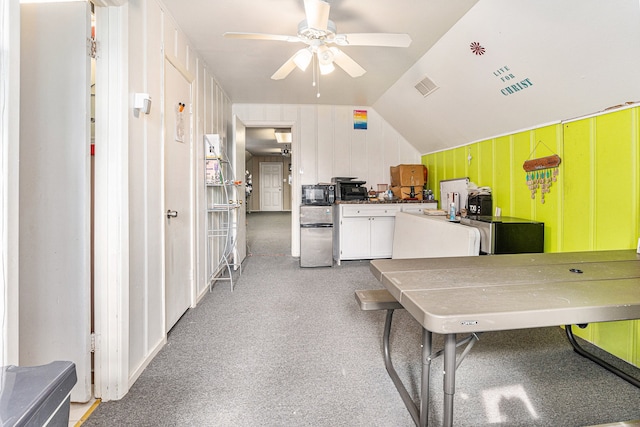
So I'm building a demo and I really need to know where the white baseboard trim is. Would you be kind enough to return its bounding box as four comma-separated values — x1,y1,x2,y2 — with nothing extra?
128,337,167,390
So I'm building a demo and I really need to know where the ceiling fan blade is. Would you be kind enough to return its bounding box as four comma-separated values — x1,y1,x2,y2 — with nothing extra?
304,0,330,31
336,33,412,47
271,55,298,80
224,32,301,43
330,48,366,78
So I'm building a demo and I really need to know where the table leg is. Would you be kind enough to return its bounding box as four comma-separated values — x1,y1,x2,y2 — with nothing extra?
443,334,457,427
383,309,420,425
419,328,432,427
565,325,640,388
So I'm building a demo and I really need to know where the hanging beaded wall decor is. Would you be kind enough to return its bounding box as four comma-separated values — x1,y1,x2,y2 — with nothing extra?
523,144,561,204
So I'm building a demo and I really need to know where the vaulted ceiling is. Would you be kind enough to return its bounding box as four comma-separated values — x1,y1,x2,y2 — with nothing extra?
161,0,640,154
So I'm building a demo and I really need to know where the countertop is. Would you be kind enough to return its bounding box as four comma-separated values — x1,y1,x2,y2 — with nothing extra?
335,199,438,204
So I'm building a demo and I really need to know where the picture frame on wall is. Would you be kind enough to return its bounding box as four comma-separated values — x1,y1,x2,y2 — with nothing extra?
353,109,367,129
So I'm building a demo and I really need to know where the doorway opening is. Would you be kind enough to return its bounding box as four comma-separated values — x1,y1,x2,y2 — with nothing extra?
245,127,293,254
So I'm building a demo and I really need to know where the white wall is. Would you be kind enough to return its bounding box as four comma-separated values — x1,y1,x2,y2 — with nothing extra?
233,103,421,256
103,0,231,397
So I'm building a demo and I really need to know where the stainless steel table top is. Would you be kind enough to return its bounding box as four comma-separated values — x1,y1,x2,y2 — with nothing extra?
370,250,640,334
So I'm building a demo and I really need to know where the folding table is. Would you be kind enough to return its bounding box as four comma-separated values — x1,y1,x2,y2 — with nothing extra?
369,250,640,427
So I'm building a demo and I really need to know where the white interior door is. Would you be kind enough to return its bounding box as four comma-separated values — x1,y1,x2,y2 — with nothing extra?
233,116,247,264
19,2,92,402
164,61,193,331
260,162,283,211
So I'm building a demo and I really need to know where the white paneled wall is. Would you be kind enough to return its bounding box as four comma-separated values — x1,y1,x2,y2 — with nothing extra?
124,0,231,395
233,103,421,256
235,104,420,186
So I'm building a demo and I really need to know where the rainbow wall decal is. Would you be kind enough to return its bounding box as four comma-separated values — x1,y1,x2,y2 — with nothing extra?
353,109,368,129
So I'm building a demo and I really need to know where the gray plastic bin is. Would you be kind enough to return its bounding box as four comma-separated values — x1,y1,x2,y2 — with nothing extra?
0,361,77,426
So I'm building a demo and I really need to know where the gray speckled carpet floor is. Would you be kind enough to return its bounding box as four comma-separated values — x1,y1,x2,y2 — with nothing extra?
85,211,640,426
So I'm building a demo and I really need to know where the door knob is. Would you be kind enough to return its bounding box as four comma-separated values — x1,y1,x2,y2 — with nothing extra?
166,210,178,218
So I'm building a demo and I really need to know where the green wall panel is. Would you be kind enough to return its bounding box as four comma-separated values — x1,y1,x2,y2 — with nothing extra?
477,139,494,193
594,111,635,250
562,120,594,251
635,321,640,367
592,321,636,362
443,150,455,181
493,136,512,216
452,146,466,179
436,151,446,200
467,144,479,188
421,106,640,368
512,131,534,220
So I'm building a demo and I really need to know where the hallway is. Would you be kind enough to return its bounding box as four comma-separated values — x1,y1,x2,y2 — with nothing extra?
246,211,293,256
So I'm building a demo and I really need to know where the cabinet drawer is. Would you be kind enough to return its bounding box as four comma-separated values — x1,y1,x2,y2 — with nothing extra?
401,202,438,213
341,205,400,218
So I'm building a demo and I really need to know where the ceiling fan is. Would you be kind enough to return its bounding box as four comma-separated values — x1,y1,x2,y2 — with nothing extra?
223,0,412,82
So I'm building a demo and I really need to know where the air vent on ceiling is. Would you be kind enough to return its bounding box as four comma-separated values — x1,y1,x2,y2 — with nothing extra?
414,75,439,97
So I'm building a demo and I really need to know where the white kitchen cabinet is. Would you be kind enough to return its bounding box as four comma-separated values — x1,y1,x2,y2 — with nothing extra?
334,204,401,264
369,216,397,257
337,216,370,260
400,202,438,214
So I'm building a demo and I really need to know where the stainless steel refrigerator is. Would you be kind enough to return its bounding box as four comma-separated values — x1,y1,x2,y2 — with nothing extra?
300,205,333,267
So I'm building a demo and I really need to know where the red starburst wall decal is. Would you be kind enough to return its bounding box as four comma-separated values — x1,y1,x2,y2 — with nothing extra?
470,42,485,55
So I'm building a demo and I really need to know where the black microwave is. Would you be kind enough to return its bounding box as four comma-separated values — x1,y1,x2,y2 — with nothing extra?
301,184,335,205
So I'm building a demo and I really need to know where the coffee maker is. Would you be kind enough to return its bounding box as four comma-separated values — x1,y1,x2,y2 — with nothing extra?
467,194,492,219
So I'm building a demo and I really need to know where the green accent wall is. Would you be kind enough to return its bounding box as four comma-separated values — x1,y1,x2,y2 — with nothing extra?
422,106,640,367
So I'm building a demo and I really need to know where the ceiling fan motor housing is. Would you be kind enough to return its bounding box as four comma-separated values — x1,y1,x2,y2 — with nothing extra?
298,19,337,41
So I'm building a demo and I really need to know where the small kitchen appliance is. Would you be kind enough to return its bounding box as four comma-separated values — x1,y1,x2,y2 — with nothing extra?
467,194,492,219
460,216,544,254
299,205,334,267
301,184,335,205
331,177,368,201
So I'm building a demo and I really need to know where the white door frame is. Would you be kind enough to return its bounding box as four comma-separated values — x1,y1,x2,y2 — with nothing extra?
237,121,298,255
2,0,21,365
93,4,130,401
232,116,247,265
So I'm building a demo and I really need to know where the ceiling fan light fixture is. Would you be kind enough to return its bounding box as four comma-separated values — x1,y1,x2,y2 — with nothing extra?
316,45,335,74
319,61,335,75
293,49,313,71
317,45,333,63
